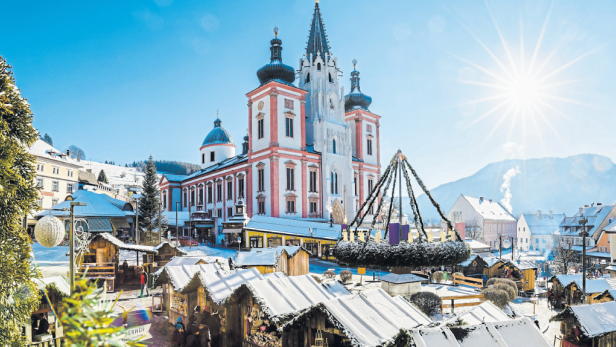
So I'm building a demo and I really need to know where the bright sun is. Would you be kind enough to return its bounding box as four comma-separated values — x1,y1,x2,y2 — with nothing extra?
508,73,539,108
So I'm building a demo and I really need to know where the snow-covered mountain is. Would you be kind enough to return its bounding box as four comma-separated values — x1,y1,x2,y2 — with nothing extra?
408,154,616,220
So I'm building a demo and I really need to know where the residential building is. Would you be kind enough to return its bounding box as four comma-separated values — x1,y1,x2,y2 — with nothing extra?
27,139,83,227
447,195,517,249
158,3,381,243
517,210,565,252
554,203,616,253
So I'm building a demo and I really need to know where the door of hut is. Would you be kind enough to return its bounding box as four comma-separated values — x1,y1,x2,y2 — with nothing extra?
96,248,105,264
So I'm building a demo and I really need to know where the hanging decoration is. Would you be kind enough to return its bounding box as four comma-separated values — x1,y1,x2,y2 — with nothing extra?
334,150,471,267
34,215,65,248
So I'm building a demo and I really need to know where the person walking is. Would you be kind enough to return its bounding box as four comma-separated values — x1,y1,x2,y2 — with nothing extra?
140,267,149,297
172,318,186,347
199,322,212,347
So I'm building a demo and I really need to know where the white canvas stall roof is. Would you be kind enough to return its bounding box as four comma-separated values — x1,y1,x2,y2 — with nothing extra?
410,327,460,347
153,255,227,276
33,276,71,297
97,232,157,253
235,249,284,267
246,274,349,323
448,301,510,325
559,302,616,338
453,318,550,347
308,288,432,347
244,215,341,240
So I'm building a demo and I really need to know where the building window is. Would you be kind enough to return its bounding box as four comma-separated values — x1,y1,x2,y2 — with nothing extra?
258,200,265,214
202,153,205,164
368,179,374,195
285,117,294,137
286,168,295,190
217,183,222,202
37,164,44,172
310,201,317,213
191,190,195,206
163,192,167,208
217,208,222,218
329,73,333,83
52,198,59,206
367,139,373,155
184,191,187,207
332,140,336,154
199,188,203,204
227,181,232,200
354,176,357,196
366,124,372,132
284,99,293,109
306,73,310,83
535,238,538,243
36,178,44,188
228,207,233,218
52,167,59,175
250,236,263,248
37,197,43,207
258,169,265,192
317,63,321,71
210,151,215,162
207,186,212,203
238,178,244,198
52,181,59,192
258,119,264,139
309,171,317,193
67,183,73,194
286,200,296,213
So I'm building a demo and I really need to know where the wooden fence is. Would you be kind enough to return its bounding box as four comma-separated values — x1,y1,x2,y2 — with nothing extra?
441,294,485,313
453,274,484,288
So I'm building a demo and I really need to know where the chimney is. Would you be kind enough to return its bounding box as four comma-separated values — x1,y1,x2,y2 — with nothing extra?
86,169,92,173
66,149,71,157
597,203,602,206
549,210,553,219
585,205,589,208
537,210,542,219
479,197,484,203
489,199,492,203
591,202,595,207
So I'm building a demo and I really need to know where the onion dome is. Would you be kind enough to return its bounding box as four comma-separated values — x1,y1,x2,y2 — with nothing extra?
344,59,372,112
202,117,234,147
257,27,295,85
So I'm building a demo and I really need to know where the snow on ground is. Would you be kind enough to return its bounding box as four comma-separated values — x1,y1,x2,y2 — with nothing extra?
80,161,154,187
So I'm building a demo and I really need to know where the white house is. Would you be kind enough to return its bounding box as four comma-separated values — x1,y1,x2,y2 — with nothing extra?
447,195,517,250
517,210,565,252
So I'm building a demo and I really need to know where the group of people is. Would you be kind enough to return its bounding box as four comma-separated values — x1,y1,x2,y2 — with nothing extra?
172,306,221,347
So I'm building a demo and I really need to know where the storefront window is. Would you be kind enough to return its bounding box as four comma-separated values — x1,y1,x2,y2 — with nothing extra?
250,237,263,248
171,292,187,317
268,237,282,248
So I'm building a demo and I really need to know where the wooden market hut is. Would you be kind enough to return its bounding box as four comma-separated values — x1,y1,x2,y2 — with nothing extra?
454,253,490,277
377,273,425,296
143,241,188,272
233,246,310,276
79,233,157,292
593,289,616,303
280,288,431,347
483,257,506,279
550,301,616,347
496,260,537,292
549,275,583,309
563,278,612,305
25,276,70,346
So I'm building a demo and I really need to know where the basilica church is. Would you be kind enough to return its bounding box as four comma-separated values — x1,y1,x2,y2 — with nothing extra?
159,2,381,238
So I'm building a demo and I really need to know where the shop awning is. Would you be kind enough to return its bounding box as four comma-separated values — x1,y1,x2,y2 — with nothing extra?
191,224,214,228
110,217,130,229
223,229,242,234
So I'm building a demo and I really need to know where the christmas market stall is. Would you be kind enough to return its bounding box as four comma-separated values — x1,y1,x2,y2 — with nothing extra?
231,274,350,347
454,253,490,277
563,278,612,305
496,260,537,292
234,246,310,276
593,289,616,303
280,288,431,347
550,301,616,347
145,241,188,271
23,276,70,346
549,275,583,309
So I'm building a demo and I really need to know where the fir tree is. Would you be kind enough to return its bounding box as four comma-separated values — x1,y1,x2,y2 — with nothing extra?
41,132,53,146
98,169,108,183
139,155,161,237
0,56,41,345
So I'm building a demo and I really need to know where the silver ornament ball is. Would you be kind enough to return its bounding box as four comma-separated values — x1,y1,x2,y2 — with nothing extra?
35,215,65,248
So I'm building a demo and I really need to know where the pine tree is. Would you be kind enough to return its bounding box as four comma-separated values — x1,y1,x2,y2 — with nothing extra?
0,56,41,345
98,169,108,183
139,155,161,239
41,132,53,146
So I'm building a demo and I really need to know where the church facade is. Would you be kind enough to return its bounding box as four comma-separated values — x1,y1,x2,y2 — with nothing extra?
159,3,381,236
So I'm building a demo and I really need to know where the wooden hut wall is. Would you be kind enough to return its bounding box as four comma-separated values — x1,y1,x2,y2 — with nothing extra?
596,331,616,346
87,238,119,264
282,311,347,347
287,250,310,276
484,262,503,279
462,257,487,276
522,269,535,291
277,252,288,274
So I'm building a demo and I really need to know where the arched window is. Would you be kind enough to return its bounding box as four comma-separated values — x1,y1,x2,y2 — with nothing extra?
330,172,334,193
317,63,321,71
306,73,310,83
332,139,336,154
335,173,338,194
329,73,332,83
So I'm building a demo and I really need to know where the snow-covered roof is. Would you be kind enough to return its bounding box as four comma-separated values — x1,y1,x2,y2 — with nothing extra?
173,154,249,182
409,327,459,346
33,276,71,297
36,190,129,218
245,275,350,323
465,239,491,251
245,215,341,240
561,205,616,238
566,278,612,294
163,211,191,226
153,255,227,276
291,288,431,347
448,301,510,325
551,274,583,287
377,273,425,284
606,277,616,289
552,302,616,338
96,233,157,253
499,259,537,271
462,196,517,222
28,139,83,167
235,249,282,267
452,318,550,347
154,241,188,255
521,213,565,235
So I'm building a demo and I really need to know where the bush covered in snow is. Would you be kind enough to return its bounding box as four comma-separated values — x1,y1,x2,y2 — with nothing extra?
492,282,517,301
452,272,463,279
333,240,471,267
339,270,353,283
485,278,517,300
409,292,442,316
481,287,510,308
323,270,336,280
432,271,444,283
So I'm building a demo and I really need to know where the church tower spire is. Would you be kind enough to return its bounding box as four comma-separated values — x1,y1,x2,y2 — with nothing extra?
306,1,330,59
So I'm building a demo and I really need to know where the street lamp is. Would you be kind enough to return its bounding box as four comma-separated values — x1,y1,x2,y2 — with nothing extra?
69,201,87,294
158,202,162,245
578,208,589,300
175,201,180,248
134,197,140,245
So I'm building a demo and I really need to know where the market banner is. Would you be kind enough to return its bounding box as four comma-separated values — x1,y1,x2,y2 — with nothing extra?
121,324,152,342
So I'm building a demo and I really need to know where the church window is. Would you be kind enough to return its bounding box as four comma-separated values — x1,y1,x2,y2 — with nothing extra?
366,124,372,132
217,183,222,202
207,186,212,203
202,153,205,164
309,171,317,193
335,173,338,194
317,63,321,70
258,119,264,139
183,190,187,207
330,172,338,195
354,176,358,196
332,140,336,154
368,179,374,195
285,118,294,137
284,99,294,109
227,181,233,200
330,173,334,194
310,202,317,213
210,151,215,162
258,200,265,214
329,73,333,83
163,191,167,209
286,168,295,190
228,207,233,218
198,188,203,205
286,200,296,213
218,208,222,218
191,189,195,206
258,169,265,192
367,139,373,155
239,178,244,198
306,73,310,83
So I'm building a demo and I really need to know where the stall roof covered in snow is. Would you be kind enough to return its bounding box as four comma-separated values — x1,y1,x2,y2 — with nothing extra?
410,327,459,346
498,259,537,270
285,288,431,347
244,275,350,323
447,301,510,325
465,239,491,252
95,233,157,253
565,278,612,294
377,273,425,284
33,276,71,297
235,249,283,267
451,318,550,347
153,255,226,276
244,215,340,240
154,241,188,255
551,302,616,338
551,274,583,288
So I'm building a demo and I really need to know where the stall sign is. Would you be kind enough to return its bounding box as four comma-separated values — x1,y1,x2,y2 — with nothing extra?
121,324,152,342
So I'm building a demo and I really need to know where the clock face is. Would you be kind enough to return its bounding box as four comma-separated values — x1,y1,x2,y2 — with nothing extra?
257,101,264,111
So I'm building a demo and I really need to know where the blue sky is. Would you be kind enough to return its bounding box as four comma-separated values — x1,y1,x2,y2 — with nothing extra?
3,0,616,188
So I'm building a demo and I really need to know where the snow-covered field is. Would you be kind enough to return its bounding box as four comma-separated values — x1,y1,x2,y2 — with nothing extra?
80,161,156,186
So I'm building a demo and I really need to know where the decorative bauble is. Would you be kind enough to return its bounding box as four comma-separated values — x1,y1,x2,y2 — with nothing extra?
35,215,65,248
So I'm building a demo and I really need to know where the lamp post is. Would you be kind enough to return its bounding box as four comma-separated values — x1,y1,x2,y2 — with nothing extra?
69,201,87,295
158,202,162,245
579,208,589,299
135,198,140,245
175,201,180,248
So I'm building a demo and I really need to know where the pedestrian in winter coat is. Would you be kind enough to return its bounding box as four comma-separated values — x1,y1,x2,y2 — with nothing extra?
199,323,211,347
172,318,186,347
140,268,149,297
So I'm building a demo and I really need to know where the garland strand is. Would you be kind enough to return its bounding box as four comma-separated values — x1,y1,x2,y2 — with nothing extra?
403,158,461,242
368,160,396,236
353,165,391,234
383,162,398,238
401,161,427,241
